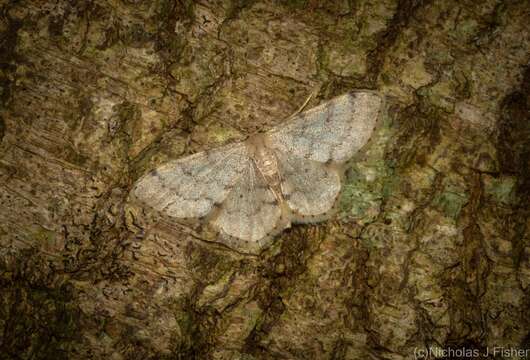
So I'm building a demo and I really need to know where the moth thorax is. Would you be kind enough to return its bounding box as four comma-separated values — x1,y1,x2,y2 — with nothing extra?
255,146,279,179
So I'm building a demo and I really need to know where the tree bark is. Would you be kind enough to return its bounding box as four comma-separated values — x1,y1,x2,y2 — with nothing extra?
0,1,529,359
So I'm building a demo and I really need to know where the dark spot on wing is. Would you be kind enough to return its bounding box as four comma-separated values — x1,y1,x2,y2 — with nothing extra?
149,169,159,177
212,202,221,210
266,198,279,205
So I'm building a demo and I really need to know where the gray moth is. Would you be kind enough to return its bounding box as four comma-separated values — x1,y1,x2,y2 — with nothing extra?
131,90,385,254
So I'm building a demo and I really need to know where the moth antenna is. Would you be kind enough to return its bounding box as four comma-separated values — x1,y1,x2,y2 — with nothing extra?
286,88,319,121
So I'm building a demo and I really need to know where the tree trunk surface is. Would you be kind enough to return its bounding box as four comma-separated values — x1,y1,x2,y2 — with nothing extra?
0,1,529,359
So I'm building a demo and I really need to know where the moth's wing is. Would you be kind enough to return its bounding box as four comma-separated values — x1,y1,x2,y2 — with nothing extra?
211,161,287,254
267,91,384,164
266,91,383,218
275,150,342,220
132,143,250,219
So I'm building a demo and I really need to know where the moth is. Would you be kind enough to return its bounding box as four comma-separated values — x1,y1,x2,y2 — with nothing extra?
131,90,385,254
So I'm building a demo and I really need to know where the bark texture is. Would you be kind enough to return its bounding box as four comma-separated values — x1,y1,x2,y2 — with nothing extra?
0,1,529,359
